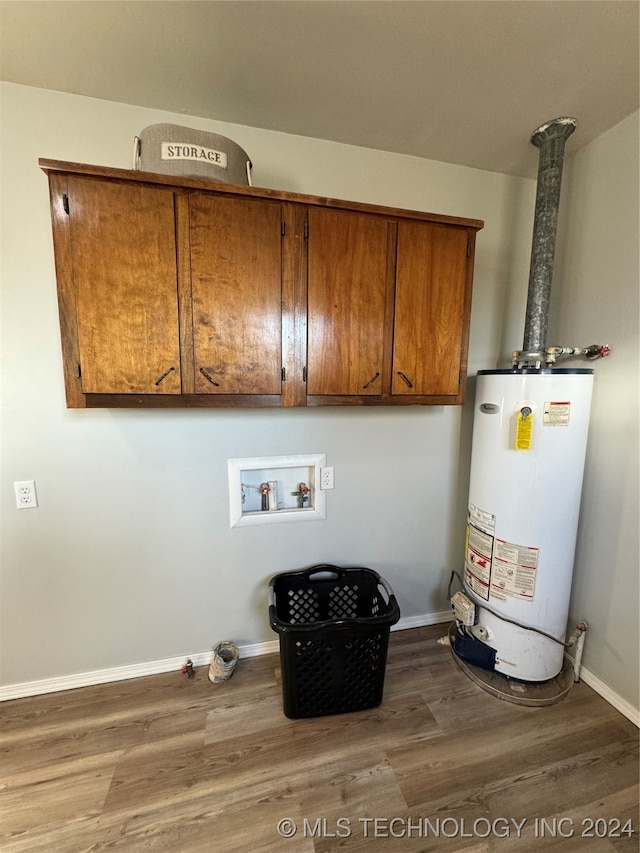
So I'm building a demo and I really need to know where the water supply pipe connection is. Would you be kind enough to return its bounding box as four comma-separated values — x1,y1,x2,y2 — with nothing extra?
565,622,588,682
512,344,611,369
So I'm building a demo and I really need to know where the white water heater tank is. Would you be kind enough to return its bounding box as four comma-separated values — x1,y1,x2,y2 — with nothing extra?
464,368,593,681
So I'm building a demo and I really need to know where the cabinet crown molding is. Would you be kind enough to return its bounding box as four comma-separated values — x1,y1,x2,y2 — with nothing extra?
39,159,484,231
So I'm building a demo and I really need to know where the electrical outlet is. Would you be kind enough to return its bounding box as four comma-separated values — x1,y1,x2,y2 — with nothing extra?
14,480,38,509
320,466,334,490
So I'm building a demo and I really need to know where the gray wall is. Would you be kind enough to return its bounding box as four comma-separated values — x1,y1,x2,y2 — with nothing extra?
552,112,639,712
0,83,534,685
3,85,637,718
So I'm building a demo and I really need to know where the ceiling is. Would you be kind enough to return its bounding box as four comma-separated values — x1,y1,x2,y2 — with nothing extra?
1,1,638,178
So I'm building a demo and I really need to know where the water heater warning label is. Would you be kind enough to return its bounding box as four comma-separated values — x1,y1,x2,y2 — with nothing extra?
465,505,539,604
465,505,496,602
491,539,539,602
515,409,533,450
544,401,571,425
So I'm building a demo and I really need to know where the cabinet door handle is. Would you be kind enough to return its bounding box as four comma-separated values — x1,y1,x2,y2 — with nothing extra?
154,366,176,386
199,367,220,387
397,371,414,388
362,372,380,389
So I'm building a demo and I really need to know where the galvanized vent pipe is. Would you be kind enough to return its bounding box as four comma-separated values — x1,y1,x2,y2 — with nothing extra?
521,117,577,360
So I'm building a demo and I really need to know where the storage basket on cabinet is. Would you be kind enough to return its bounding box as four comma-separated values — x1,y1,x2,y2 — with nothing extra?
269,564,400,718
133,123,253,185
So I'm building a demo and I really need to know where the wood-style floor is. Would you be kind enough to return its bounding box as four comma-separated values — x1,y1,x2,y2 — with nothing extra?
0,625,637,852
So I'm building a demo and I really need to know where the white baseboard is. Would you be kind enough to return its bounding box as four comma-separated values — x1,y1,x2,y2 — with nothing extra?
0,614,446,702
1,612,637,728
392,611,452,631
577,666,640,727
0,639,278,702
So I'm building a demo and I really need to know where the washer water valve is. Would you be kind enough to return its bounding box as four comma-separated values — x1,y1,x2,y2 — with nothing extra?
291,482,310,508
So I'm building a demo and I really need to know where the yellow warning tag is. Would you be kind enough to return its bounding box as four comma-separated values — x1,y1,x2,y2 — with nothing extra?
515,409,533,450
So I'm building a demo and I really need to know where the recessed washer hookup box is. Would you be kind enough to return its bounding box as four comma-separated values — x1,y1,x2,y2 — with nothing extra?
134,123,253,185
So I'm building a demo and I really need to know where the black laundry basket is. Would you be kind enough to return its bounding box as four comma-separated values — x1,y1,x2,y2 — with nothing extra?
269,564,400,718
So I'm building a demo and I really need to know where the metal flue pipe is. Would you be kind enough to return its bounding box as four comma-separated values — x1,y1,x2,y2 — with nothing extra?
522,117,577,357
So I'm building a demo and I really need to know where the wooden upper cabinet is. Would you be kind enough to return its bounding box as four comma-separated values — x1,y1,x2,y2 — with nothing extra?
392,222,470,397
307,213,475,404
66,177,181,395
307,209,393,396
40,159,483,408
189,194,283,395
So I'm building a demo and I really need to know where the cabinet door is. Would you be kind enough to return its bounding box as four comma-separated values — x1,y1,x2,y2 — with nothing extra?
189,195,283,395
307,208,391,396
67,177,181,394
392,222,469,396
